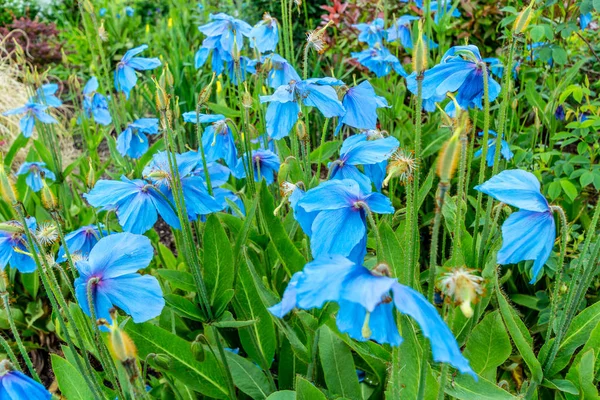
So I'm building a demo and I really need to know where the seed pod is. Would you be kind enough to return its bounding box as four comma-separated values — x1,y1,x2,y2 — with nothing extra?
436,132,461,183
0,165,17,204
412,20,428,75
513,2,535,34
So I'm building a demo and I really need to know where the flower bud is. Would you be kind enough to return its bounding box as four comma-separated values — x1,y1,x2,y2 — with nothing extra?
0,164,17,204
436,132,461,183
148,353,171,370
412,20,428,75
107,310,137,363
40,181,57,211
198,73,216,109
242,88,253,109
191,335,206,362
0,270,8,294
295,120,308,142
513,2,535,34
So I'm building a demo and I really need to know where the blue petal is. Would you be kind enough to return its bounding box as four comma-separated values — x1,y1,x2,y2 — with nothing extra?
268,272,302,317
301,84,345,118
474,169,550,212
265,101,300,140
86,232,154,278
101,274,165,322
1,371,51,399
310,208,366,259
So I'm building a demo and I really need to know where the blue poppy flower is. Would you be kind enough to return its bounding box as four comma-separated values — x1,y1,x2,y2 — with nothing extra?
81,77,112,126
85,176,181,234
114,45,161,98
294,179,394,261
336,81,389,134
580,12,592,30
183,113,237,168
0,218,37,273
30,83,62,107
269,255,476,377
351,47,407,78
213,187,245,216
555,105,565,121
116,118,159,159
195,45,231,75
2,102,58,138
0,365,51,399
57,224,107,262
387,16,420,49
474,130,513,167
329,133,399,192
260,77,345,139
17,162,55,192
225,55,254,84
353,18,386,47
407,45,501,112
99,7,107,16
252,133,278,154
250,13,279,53
475,170,555,283
74,232,165,325
125,6,134,17
198,13,252,55
233,149,280,184
143,151,223,222
250,53,301,89
431,0,461,23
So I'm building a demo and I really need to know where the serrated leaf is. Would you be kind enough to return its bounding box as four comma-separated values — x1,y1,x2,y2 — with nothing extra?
204,214,235,307
318,325,361,399
463,311,511,379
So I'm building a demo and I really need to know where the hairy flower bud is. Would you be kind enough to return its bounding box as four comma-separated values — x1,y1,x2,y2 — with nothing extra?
295,120,308,142
513,2,535,34
0,164,17,204
148,353,171,370
412,21,428,75
191,335,206,362
436,133,461,183
40,181,57,211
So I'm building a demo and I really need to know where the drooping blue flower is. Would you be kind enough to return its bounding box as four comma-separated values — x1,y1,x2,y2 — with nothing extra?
85,176,181,234
351,47,407,78
336,81,389,134
475,170,555,283
213,187,245,217
233,149,280,184
125,6,135,17
474,130,513,167
353,18,387,47
580,12,592,30
195,45,231,75
74,232,165,324
81,77,112,126
2,102,57,138
407,45,501,112
430,0,461,23
269,255,476,377
329,133,399,192
250,13,279,53
294,179,394,261
116,118,159,159
225,55,253,85
249,53,301,88
57,224,107,262
386,16,420,49
198,13,252,55
260,77,345,139
482,57,503,79
0,218,37,273
182,113,237,168
17,162,55,192
252,133,277,154
114,45,161,98
0,365,51,399
31,83,62,107
143,151,223,222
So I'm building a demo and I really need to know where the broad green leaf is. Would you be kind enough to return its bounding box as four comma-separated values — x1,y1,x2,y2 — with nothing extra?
541,379,579,395
266,391,296,400
525,84,550,127
548,180,561,200
463,311,511,380
212,319,257,328
259,181,306,274
4,134,29,167
296,377,327,400
560,179,578,202
318,325,361,399
565,350,600,399
225,350,274,399
551,47,568,65
530,25,545,42
309,140,341,164
385,318,422,399
157,242,178,269
156,270,196,292
164,294,205,321
124,321,228,398
445,374,518,399
51,354,95,400
203,214,235,307
379,221,408,285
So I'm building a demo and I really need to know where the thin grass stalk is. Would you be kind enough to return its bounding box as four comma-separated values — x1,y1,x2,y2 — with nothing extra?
0,333,20,369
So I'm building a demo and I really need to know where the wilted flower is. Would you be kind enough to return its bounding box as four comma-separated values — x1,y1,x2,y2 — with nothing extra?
383,148,417,187
116,118,160,159
438,267,484,317
114,45,162,98
17,162,55,192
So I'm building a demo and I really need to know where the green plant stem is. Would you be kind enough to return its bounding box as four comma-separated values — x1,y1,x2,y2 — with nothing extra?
409,73,424,289
452,132,469,260
544,206,568,343
1,293,39,381
427,182,449,302
0,333,20,369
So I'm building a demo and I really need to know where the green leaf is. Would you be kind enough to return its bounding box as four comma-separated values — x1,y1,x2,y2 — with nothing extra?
259,181,306,274
566,350,600,399
385,318,422,399
525,83,550,127
580,171,594,187
4,134,29,168
463,311,511,379
212,319,257,328
541,379,579,395
445,374,518,399
156,270,196,292
164,294,205,322
296,377,327,400
530,25,545,42
203,214,235,307
124,321,228,398
547,180,562,200
266,391,296,400
318,325,361,399
560,179,578,202
309,140,341,164
378,221,409,285
51,354,95,400
225,350,274,399
552,47,568,65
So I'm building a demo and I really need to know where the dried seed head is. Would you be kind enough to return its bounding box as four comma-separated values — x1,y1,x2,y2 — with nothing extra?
383,149,417,187
98,20,109,41
437,267,484,318
36,222,58,246
306,21,332,54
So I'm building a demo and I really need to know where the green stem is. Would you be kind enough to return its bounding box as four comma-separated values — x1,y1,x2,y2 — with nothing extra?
409,73,424,289
0,333,21,369
427,182,449,302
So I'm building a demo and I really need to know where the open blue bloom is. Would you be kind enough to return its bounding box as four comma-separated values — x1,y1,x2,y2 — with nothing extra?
353,18,386,47
336,81,389,134
117,118,159,159
57,224,107,262
233,149,280,184
143,151,223,221
387,16,419,49
407,45,501,112
474,130,513,167
431,0,461,23
260,77,345,139
17,162,55,192
85,176,181,234
114,45,161,98
249,53,300,88
482,57,503,79
195,45,231,75
74,233,165,324
81,77,112,126
125,6,134,17
0,218,37,273
352,47,407,78
0,367,51,399
3,102,57,138
329,134,399,192
31,83,62,107
269,255,476,377
225,55,253,84
294,179,394,261
580,12,592,30
475,170,555,283
250,13,279,53
198,13,252,54
182,113,237,168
